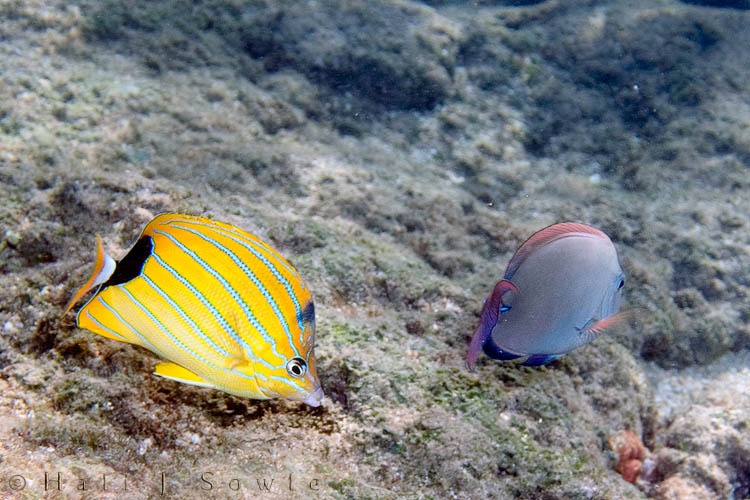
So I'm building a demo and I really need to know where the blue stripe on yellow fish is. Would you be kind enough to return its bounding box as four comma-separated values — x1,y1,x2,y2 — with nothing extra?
65,213,323,406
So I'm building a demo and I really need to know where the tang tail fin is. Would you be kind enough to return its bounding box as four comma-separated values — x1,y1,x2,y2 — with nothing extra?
63,235,116,315
466,322,490,372
466,279,518,372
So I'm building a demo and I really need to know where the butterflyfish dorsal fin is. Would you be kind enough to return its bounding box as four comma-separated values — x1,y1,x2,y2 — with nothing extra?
63,235,116,315
504,222,609,280
153,362,214,388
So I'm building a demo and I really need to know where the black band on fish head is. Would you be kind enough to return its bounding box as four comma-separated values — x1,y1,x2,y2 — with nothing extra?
101,236,153,289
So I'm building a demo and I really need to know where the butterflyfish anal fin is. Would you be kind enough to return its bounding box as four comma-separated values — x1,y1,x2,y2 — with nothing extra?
63,235,116,315
153,362,214,388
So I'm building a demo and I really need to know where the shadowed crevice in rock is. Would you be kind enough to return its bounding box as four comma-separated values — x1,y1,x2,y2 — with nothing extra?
236,2,458,110
80,0,459,111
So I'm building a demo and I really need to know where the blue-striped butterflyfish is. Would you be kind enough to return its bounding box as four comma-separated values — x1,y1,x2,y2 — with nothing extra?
466,222,629,370
65,213,323,406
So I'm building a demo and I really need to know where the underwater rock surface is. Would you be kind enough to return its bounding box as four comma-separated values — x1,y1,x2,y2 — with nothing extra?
0,0,748,499
646,352,750,498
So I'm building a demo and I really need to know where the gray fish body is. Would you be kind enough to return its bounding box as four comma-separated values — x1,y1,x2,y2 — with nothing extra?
492,233,624,356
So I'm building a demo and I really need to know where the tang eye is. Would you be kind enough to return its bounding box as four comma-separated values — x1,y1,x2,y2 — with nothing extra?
617,279,625,289
286,358,307,379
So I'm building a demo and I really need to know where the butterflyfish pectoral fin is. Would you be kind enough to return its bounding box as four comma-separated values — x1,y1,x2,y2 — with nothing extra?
63,235,116,315
226,355,254,371
153,362,214,388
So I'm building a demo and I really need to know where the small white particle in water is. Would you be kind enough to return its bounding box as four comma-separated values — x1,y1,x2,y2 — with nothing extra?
446,170,464,184
589,173,601,183
191,433,200,444
138,438,152,455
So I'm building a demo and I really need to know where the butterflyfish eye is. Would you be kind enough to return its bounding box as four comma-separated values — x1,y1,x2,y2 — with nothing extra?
286,357,307,378
617,279,625,289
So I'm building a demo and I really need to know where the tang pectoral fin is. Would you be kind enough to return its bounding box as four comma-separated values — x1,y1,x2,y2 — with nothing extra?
578,310,632,340
153,362,214,388
466,279,518,372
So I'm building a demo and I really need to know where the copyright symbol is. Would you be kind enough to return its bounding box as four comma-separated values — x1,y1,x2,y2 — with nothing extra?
8,475,26,491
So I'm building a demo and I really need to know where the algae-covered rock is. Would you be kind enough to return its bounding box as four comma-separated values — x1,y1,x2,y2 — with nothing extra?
237,0,461,110
645,352,750,498
79,0,461,110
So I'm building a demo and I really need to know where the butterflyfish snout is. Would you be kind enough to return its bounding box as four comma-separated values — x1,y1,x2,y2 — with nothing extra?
466,222,628,370
65,213,323,406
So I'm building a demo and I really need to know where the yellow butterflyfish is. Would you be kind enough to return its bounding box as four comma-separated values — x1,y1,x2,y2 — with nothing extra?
65,213,323,406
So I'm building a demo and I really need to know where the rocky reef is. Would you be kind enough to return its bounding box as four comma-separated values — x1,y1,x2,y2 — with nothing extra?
0,0,748,498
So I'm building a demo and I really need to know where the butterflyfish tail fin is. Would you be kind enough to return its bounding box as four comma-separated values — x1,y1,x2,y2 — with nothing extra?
63,235,116,315
153,362,214,388
466,279,518,372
